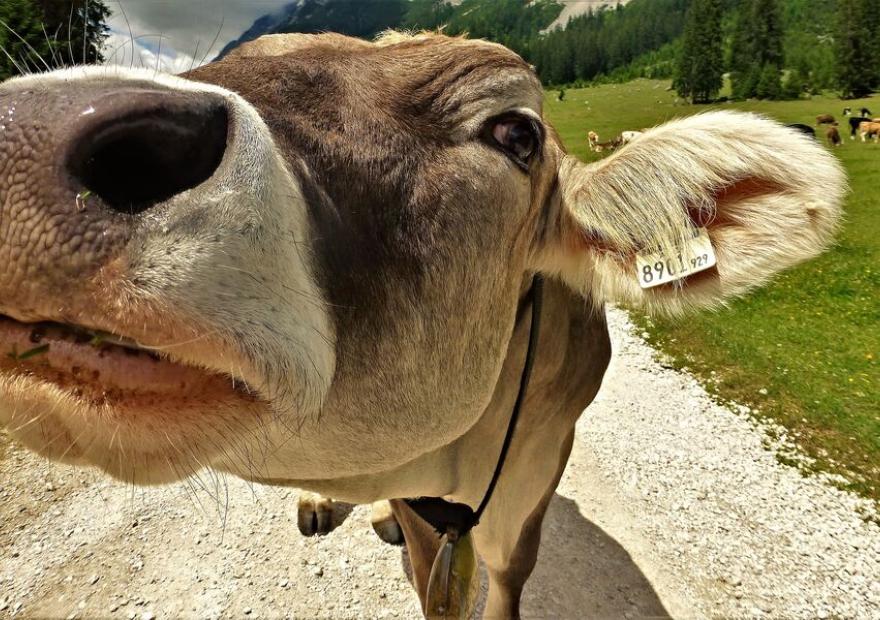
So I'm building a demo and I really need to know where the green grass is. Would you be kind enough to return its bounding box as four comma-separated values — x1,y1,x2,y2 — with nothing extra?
545,81,880,500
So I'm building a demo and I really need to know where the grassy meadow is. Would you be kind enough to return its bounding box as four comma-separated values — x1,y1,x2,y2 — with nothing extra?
545,81,879,500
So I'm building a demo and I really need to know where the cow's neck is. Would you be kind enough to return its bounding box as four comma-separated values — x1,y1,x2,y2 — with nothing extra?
256,274,550,504
402,275,544,536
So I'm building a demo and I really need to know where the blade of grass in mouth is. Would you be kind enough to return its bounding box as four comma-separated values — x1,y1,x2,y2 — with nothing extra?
7,343,50,361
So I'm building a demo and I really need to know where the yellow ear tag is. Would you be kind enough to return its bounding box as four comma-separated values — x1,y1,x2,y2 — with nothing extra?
424,526,479,619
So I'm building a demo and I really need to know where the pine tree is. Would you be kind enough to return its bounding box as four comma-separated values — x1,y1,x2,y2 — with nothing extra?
729,0,785,99
861,0,880,88
752,0,784,68
728,4,751,76
755,63,782,99
0,0,110,81
70,0,111,66
674,0,723,103
835,0,874,97
0,0,49,79
782,67,808,99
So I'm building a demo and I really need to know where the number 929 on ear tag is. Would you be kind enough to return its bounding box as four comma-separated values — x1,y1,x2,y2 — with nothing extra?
635,228,717,289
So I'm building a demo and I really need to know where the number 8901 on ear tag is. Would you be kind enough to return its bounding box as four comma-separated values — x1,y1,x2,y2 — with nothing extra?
636,227,717,289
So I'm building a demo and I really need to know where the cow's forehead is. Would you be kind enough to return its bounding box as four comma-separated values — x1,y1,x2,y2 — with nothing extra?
226,31,544,123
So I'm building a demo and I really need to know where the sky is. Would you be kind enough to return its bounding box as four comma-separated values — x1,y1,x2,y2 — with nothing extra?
103,0,291,72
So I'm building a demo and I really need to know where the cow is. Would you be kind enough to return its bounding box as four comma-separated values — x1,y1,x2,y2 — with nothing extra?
827,123,842,147
619,130,643,144
0,32,845,618
859,120,880,142
786,123,816,138
845,106,873,117
847,116,873,139
587,130,622,152
816,113,836,125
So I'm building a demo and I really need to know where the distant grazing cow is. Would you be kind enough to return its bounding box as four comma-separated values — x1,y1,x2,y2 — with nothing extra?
827,124,842,147
859,121,880,142
619,130,643,144
861,107,872,117
816,114,835,125
848,117,873,138
843,107,852,116
787,123,816,138
587,130,622,152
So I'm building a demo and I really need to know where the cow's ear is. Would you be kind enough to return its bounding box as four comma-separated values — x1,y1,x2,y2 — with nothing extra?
538,111,846,316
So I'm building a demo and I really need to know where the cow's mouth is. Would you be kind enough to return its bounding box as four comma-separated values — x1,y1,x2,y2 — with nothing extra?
0,313,269,484
0,314,254,403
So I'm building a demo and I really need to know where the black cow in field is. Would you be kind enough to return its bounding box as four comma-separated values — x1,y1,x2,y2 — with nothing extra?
848,117,873,139
787,123,816,138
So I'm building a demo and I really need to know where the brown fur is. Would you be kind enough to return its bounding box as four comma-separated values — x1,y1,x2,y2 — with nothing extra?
860,121,880,142
0,32,845,619
827,124,842,147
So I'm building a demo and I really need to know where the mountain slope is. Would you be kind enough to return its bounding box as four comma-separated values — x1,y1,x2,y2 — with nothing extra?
543,0,618,32
216,0,564,59
216,0,410,59
215,0,838,91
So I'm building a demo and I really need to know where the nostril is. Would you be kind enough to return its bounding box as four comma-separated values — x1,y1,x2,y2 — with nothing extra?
67,98,229,215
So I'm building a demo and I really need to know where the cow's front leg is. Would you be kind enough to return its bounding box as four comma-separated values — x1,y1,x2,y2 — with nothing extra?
297,494,404,543
390,427,576,619
389,498,446,608
473,429,576,619
297,491,337,536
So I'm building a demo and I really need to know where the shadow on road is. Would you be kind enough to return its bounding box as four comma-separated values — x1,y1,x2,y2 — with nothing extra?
396,493,669,617
523,493,670,618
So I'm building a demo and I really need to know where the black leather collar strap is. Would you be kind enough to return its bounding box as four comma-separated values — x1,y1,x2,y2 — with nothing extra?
405,274,545,536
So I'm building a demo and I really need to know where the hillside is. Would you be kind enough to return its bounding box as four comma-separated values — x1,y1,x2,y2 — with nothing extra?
214,0,662,83
215,0,838,89
216,0,411,59
217,0,566,59
543,0,619,31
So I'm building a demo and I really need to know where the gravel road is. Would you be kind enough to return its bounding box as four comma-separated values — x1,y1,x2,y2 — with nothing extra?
1,307,878,619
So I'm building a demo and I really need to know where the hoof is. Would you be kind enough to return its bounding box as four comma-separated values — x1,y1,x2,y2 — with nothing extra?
370,500,404,545
297,492,336,536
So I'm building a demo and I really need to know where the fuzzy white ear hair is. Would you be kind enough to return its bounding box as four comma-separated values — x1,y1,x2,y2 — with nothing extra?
547,110,846,316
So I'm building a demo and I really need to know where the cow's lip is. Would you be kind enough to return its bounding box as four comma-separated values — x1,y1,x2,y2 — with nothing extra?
0,314,254,401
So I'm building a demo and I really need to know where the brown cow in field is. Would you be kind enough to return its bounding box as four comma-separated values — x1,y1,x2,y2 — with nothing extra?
587,129,622,152
859,120,880,142
816,113,836,125
827,123,842,147
0,32,845,618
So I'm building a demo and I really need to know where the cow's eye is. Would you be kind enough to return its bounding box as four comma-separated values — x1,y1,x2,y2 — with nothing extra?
490,116,540,169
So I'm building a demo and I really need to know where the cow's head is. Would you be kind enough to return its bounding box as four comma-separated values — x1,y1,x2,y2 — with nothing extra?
0,33,844,485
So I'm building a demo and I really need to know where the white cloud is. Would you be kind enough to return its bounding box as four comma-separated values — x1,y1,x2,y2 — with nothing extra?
103,31,198,74
103,0,290,72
